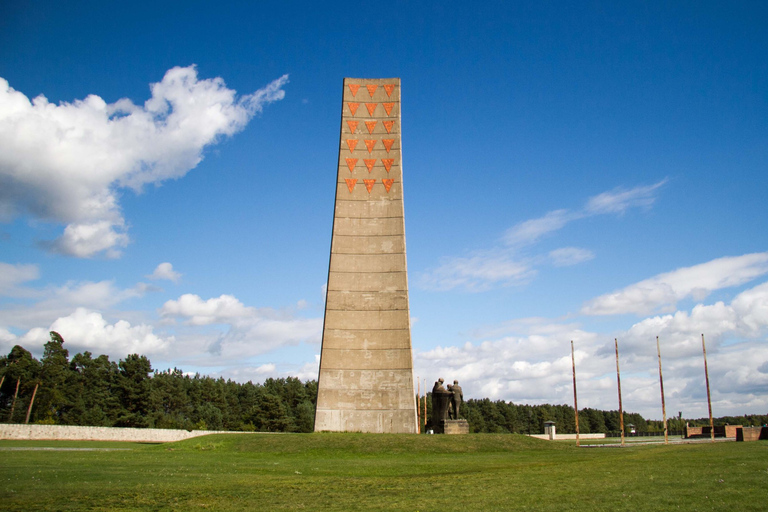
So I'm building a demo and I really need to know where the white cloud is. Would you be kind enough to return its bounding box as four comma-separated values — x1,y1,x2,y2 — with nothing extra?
549,247,595,267
293,355,321,382
161,294,253,325
581,252,768,316
0,274,157,332
622,280,768,352
19,308,172,357
44,220,130,258
0,67,289,257
160,293,323,359
419,250,535,291
0,262,39,297
419,180,666,291
584,179,668,215
147,262,181,283
0,327,16,344
503,209,574,247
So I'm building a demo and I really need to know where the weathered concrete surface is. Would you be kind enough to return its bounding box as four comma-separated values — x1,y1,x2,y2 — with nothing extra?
315,78,418,433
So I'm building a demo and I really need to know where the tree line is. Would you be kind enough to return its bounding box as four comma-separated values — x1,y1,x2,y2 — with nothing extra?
2,332,765,433
0,332,316,432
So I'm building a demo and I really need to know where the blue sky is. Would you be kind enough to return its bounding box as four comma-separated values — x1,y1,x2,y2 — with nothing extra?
1,1,767,420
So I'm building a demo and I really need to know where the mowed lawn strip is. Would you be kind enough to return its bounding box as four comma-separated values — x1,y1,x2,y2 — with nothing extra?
1,434,766,511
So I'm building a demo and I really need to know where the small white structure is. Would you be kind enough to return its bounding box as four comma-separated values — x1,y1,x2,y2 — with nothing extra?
544,421,556,440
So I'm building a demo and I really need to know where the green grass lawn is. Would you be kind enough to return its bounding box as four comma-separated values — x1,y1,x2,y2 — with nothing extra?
1,434,766,511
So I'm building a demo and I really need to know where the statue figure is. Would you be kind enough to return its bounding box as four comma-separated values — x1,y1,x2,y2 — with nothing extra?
431,378,451,430
450,380,463,419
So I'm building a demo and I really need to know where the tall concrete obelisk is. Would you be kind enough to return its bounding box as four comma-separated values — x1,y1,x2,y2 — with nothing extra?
314,78,418,433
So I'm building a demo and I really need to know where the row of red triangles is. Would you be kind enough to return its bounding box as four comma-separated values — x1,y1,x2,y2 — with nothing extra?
345,178,394,193
348,83,396,98
347,120,396,134
345,158,394,172
348,102,395,117
345,139,395,153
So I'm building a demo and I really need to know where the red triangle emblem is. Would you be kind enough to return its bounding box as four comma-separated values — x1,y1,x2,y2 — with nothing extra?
381,159,393,172
345,178,358,193
382,179,394,192
346,139,358,153
383,103,394,116
364,139,377,153
382,120,395,133
366,84,378,97
346,120,359,133
365,121,377,134
348,102,359,116
382,139,394,152
383,84,395,97
365,103,377,116
364,159,376,172
364,179,376,193
348,84,361,97
345,158,358,172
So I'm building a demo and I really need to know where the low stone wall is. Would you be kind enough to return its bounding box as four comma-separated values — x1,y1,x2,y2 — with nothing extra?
736,426,768,442
686,425,742,439
529,433,606,440
0,424,259,443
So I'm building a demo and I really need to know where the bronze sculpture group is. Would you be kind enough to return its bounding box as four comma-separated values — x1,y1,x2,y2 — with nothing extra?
430,378,463,432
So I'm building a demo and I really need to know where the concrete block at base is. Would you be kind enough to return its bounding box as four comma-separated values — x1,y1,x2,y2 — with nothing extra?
441,419,469,434
314,409,417,434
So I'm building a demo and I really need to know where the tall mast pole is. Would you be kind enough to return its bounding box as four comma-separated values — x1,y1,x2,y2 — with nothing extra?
571,340,580,447
656,336,668,444
702,334,714,443
615,338,624,447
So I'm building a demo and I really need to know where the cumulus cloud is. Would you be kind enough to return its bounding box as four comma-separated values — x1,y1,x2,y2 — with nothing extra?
147,262,181,283
420,180,666,291
0,66,289,257
0,269,158,331
19,308,172,357
0,327,16,344
581,252,768,316
160,293,322,359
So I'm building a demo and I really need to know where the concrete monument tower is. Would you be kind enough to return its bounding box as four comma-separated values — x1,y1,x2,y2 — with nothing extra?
314,78,418,433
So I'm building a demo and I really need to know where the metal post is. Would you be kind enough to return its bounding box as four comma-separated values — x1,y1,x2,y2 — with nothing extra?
423,379,427,432
571,340,580,446
615,338,624,447
657,336,668,444
416,376,420,433
702,334,714,443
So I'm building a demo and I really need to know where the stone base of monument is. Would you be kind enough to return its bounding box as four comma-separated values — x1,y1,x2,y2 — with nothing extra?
441,419,469,434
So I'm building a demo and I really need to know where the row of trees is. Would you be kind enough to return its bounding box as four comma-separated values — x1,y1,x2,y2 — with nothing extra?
460,400,659,434
0,333,316,432
3,333,764,434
